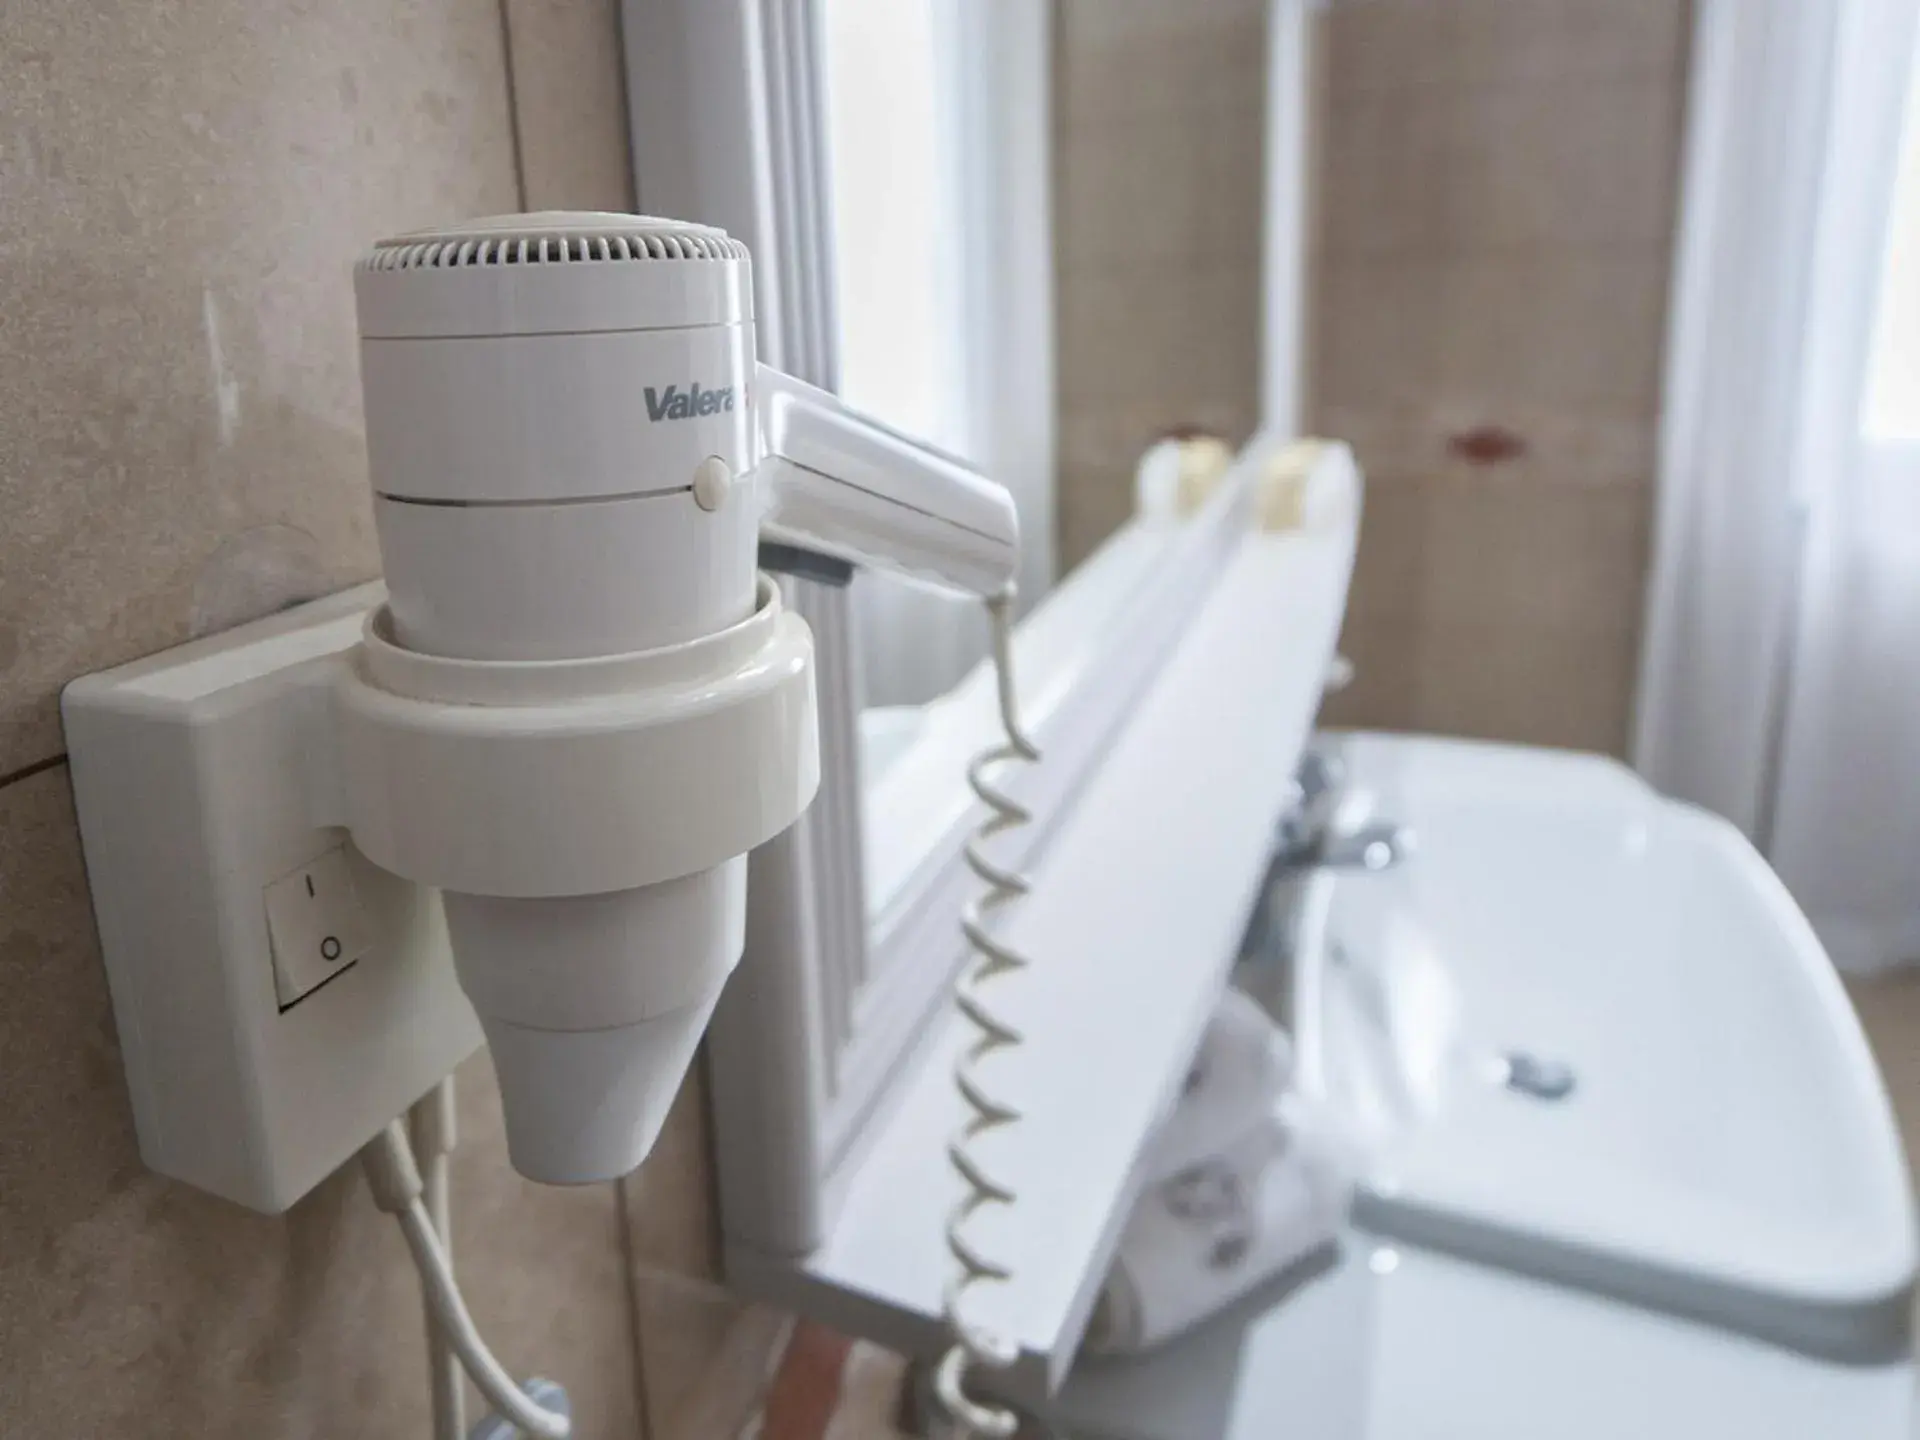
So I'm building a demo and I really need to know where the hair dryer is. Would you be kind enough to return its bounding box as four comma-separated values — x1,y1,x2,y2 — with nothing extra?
348,211,1016,1183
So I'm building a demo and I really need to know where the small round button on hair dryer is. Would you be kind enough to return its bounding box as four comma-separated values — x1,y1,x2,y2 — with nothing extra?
693,455,732,512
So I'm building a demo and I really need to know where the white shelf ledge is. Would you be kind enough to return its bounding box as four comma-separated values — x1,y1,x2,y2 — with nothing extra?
729,481,1358,1403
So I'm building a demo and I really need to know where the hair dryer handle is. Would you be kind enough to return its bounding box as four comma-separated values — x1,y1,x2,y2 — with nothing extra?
752,364,1019,598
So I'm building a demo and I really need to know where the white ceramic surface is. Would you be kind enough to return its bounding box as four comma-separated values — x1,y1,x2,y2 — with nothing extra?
1051,1240,1916,1440
1317,733,1916,1355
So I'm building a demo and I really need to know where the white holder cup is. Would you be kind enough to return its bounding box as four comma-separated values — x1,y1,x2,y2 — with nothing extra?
332,577,819,1181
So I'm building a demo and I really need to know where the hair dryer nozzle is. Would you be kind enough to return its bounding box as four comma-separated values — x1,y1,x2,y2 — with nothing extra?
479,997,723,1184
442,862,746,1184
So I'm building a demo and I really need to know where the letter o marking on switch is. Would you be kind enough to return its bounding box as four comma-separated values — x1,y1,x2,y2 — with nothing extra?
320,935,343,963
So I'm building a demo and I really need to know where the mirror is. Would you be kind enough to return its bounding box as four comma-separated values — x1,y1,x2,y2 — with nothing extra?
820,0,1272,754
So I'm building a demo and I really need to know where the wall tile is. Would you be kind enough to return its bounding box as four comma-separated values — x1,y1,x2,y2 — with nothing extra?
1311,403,1433,485
0,3,706,1431
0,0,522,776
1429,410,1662,491
1054,0,1267,570
0,773,463,1433
0,763,647,1436
1059,115,1204,266
1348,481,1432,620
1309,1,1687,749
654,1296,792,1440
1848,974,1920,1174
1324,0,1457,96
1320,15,1686,261
1311,256,1447,413
632,1269,781,1440
1415,473,1651,636
1055,267,1127,408
1211,10,1278,121
1444,77,1684,253
1059,461,1140,573
1317,87,1456,259
503,0,636,212
1322,610,1421,734
446,1055,646,1437
1189,261,1268,407
1125,263,1222,398
1410,618,1642,756
1448,0,1690,87
1056,29,1157,129
1197,97,1270,264
1062,259,1200,408
1058,0,1264,128
622,1062,724,1281
1325,401,1658,492
1435,250,1670,415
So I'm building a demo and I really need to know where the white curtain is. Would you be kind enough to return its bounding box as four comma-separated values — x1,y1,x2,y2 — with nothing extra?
1636,0,1920,972
1769,4,1920,974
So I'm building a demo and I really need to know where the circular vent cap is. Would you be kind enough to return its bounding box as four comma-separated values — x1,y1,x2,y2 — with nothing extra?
353,212,754,340
362,211,750,271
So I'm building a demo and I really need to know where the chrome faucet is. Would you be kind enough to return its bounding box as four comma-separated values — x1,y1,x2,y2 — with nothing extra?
1269,748,1413,876
1312,818,1414,874
1237,745,1415,998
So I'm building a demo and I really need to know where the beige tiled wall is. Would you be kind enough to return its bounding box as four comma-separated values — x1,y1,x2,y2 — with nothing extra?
0,2,766,1434
1313,0,1690,755
1053,0,1270,572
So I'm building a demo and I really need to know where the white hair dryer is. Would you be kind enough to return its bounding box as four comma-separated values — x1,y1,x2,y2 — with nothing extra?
346,211,1016,1184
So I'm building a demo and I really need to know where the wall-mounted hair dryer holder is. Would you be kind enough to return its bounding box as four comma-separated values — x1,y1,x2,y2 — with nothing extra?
64,209,1015,1214
63,569,816,1211
335,576,818,1182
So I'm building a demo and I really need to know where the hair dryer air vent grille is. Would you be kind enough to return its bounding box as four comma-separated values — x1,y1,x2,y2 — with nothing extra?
361,212,748,272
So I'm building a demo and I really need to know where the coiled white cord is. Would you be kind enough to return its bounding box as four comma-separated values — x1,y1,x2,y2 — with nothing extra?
360,1119,572,1440
936,589,1040,1440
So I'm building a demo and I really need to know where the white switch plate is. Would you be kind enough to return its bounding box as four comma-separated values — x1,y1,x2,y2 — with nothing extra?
63,584,482,1213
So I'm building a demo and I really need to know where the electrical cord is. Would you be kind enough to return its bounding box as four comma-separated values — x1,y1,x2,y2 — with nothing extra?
361,1120,572,1440
408,1078,464,1440
936,589,1041,1440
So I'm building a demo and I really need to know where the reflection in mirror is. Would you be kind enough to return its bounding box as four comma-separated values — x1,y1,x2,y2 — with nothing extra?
821,0,1270,800
823,0,994,712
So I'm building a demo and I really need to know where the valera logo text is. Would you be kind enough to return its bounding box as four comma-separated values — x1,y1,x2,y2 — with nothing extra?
644,382,736,422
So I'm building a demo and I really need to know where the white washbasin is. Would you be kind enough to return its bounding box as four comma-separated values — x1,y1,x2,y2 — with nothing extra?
1309,733,1917,1359
1051,1239,1915,1440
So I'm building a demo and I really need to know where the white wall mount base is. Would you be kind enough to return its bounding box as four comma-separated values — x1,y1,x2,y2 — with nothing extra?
63,584,481,1213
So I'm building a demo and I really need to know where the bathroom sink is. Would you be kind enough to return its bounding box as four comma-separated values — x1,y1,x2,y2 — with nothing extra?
1307,734,1917,1360
1050,1239,1916,1440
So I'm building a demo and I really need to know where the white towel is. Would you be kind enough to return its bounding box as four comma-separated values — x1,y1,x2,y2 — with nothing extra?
1143,987,1292,1185
1086,1095,1354,1356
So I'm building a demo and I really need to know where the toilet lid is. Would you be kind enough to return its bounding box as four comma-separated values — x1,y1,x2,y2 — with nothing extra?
1304,734,1917,1361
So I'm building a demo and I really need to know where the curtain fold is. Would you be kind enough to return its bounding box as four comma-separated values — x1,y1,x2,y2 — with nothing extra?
1759,0,1920,974
1636,0,1920,973
1630,0,1844,835
1772,458,1920,971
